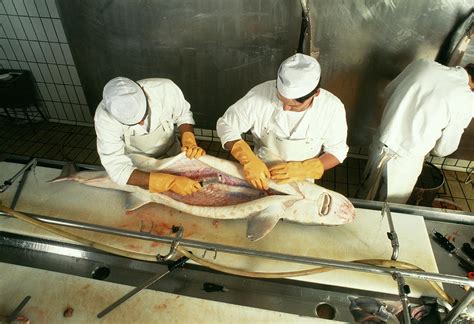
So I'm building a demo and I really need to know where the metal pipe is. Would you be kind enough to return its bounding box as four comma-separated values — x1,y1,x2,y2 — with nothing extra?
10,165,32,210
1,211,472,287
382,202,399,261
393,272,411,324
444,288,473,323
350,198,474,225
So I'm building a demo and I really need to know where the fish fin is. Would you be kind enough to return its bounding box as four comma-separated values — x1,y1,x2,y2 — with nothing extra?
48,162,79,182
246,203,285,242
125,193,149,211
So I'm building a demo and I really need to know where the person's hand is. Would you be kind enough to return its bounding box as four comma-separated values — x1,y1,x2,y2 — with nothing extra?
231,140,270,190
149,172,201,195
270,158,324,184
181,132,206,159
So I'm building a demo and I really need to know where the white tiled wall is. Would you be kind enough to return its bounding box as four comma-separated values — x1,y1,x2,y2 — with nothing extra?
0,0,93,125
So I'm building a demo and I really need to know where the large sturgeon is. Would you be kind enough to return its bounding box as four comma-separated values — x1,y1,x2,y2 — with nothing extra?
52,153,355,241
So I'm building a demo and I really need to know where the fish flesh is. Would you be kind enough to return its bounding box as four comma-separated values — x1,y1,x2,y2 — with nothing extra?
51,153,355,241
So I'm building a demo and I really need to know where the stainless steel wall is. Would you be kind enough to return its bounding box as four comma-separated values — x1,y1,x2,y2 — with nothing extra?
56,0,301,129
57,0,473,159
306,0,473,158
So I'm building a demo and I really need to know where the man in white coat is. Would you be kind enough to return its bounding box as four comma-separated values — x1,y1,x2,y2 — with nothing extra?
95,77,206,196
360,60,474,203
216,53,349,190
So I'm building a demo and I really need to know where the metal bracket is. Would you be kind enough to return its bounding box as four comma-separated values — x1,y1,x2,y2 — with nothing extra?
463,168,472,185
156,225,183,262
202,248,218,260
382,201,399,260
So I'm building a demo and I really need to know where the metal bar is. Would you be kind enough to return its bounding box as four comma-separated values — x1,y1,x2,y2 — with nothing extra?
444,288,473,323
97,256,189,318
393,272,411,324
10,165,32,210
1,211,472,287
382,202,399,261
6,295,31,323
0,153,104,171
350,198,474,225
97,270,170,318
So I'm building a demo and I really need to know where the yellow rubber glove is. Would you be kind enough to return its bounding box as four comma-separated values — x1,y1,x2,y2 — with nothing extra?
149,172,202,195
269,158,324,184
231,140,270,190
181,132,206,159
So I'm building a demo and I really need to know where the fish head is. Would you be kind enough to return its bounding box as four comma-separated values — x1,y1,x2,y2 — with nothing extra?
314,190,355,224
283,181,355,225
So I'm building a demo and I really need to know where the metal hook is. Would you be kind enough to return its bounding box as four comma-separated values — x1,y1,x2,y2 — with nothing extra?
156,225,184,262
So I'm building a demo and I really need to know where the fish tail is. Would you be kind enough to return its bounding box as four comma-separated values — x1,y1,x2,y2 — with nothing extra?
47,162,79,182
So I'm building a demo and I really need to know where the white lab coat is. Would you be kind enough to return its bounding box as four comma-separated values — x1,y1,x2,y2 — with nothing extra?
216,81,348,163
94,78,195,185
362,59,473,203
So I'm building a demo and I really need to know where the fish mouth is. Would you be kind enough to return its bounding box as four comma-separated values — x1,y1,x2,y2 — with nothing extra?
317,192,332,216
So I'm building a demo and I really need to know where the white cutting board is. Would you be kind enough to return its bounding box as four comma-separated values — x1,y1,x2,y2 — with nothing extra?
0,162,440,298
0,262,323,323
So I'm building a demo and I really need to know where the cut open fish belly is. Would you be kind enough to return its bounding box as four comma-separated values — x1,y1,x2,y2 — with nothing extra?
51,153,356,241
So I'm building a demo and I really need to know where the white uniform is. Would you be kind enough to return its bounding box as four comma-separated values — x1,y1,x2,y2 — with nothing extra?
362,59,473,203
216,81,348,164
94,78,195,185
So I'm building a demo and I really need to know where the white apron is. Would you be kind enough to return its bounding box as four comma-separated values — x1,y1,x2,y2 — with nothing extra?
358,140,425,204
357,140,397,201
255,109,322,164
123,118,181,158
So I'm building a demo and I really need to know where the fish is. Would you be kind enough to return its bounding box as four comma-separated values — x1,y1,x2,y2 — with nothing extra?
50,152,355,241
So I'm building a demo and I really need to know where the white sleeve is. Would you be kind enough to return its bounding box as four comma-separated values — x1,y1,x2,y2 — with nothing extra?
322,103,349,163
432,92,473,157
168,82,195,126
431,123,465,157
94,108,135,185
216,94,256,149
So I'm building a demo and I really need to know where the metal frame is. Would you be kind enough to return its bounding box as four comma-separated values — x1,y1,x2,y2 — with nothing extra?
0,210,472,290
350,198,474,225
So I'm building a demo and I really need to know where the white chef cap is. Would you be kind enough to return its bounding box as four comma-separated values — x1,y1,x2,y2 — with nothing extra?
103,77,147,125
276,53,321,99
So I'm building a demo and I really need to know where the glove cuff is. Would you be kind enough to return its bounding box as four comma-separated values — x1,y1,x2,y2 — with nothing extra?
230,140,255,165
303,158,325,179
149,172,175,193
181,132,197,146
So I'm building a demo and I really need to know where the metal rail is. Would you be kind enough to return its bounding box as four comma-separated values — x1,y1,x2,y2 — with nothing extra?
444,288,473,324
350,198,474,225
0,210,472,287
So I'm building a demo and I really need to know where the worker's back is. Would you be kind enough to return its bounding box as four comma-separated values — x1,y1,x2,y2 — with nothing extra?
377,59,472,157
